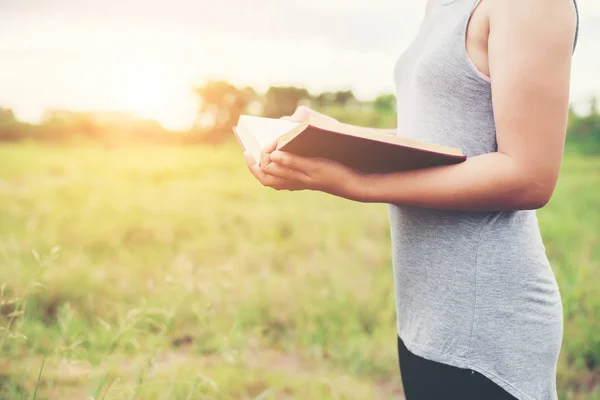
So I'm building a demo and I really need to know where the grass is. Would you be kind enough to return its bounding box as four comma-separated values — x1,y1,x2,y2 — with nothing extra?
0,142,598,399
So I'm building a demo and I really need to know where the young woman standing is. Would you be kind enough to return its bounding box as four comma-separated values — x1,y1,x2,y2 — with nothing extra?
245,0,579,398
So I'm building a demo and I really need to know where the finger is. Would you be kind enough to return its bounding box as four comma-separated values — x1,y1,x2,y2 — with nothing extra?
280,106,311,123
244,152,257,167
244,152,261,175
259,140,277,168
262,140,277,153
262,174,299,190
245,156,293,190
262,161,310,183
260,152,270,170
245,152,270,182
245,155,265,182
290,105,311,122
270,150,317,173
271,182,306,192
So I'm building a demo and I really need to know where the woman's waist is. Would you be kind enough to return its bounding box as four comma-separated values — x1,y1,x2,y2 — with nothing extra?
388,206,541,236
388,207,549,265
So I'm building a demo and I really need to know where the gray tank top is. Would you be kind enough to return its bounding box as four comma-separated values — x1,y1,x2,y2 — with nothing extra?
390,1,579,399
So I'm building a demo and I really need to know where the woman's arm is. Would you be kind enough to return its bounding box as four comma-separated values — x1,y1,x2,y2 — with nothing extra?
359,153,551,211
247,0,577,211
359,0,577,211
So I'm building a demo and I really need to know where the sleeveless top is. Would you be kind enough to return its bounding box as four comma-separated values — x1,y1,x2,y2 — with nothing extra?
390,1,579,399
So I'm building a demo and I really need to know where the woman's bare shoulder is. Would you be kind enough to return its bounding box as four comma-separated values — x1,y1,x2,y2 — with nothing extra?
490,0,577,37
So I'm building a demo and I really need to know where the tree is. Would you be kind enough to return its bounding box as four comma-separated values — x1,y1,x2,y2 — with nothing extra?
0,107,22,141
0,107,16,123
263,86,310,118
311,90,356,110
195,81,253,133
590,97,598,116
311,92,334,109
565,98,600,154
332,90,356,107
373,94,396,114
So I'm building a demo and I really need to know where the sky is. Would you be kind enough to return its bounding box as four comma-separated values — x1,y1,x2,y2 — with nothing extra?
1,0,599,130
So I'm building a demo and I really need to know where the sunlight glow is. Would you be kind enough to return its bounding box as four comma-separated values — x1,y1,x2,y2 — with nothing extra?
115,63,198,130
121,69,167,118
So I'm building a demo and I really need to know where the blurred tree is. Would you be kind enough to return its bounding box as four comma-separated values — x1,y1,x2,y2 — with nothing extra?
0,107,22,141
242,86,260,115
311,90,356,110
373,94,396,114
589,97,598,116
129,119,168,142
195,81,253,133
566,97,600,154
263,86,310,118
0,107,16,123
333,90,356,107
40,110,101,139
312,92,330,109
72,114,101,137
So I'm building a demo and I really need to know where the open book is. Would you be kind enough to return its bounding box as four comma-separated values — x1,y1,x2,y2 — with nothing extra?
233,115,466,174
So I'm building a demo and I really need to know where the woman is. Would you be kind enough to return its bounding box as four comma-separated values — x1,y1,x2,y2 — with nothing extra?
245,0,579,399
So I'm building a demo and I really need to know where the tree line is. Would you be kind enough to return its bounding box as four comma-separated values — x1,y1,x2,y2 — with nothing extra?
0,80,598,154
0,81,395,145
194,81,396,141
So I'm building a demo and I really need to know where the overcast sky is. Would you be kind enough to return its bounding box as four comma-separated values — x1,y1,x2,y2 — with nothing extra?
1,0,598,129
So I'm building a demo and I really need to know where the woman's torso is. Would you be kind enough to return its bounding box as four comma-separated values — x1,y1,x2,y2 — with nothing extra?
389,1,578,399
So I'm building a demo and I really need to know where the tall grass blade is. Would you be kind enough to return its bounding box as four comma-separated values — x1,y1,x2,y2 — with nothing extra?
32,353,46,400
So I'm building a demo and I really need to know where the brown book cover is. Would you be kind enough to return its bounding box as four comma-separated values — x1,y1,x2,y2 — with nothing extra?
233,115,466,174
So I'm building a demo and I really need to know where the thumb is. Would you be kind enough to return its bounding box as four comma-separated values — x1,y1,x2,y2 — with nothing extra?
291,106,311,122
280,106,311,123
262,140,278,153
244,152,257,165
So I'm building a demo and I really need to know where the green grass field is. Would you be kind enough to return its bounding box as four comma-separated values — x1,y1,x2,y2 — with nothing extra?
0,143,598,400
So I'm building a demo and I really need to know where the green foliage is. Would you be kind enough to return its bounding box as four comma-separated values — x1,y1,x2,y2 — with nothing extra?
263,86,311,118
312,90,357,109
567,102,600,155
0,144,598,399
373,94,396,114
194,81,255,139
39,111,102,141
1,83,599,155
317,103,397,130
0,107,33,142
0,107,15,121
540,156,600,399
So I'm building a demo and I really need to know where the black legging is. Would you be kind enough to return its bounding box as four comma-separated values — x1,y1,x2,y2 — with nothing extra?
397,336,517,400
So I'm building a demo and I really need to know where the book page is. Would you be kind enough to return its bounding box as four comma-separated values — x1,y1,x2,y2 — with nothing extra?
238,115,302,148
233,126,261,164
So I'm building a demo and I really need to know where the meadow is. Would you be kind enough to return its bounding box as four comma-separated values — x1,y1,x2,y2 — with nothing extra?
0,143,598,400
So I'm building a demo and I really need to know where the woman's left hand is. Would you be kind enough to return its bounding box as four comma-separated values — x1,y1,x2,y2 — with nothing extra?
244,140,366,201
